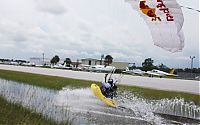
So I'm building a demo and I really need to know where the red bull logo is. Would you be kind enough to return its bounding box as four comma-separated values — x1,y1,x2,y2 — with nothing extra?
139,0,174,22
156,0,174,21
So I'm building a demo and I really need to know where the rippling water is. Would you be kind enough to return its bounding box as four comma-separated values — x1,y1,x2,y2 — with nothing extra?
0,79,199,125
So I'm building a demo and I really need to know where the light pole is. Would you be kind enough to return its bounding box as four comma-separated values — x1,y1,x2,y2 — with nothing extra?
189,56,195,69
100,54,104,65
42,53,45,65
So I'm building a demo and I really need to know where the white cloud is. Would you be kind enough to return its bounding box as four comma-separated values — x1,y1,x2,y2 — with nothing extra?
55,49,79,56
34,0,66,15
0,0,198,68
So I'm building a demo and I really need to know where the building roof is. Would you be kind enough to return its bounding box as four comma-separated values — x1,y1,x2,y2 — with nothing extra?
81,58,101,61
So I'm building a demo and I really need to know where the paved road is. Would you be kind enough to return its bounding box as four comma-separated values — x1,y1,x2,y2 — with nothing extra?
0,64,199,95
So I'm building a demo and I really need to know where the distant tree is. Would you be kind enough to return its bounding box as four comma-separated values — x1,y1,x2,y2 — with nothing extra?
50,55,60,65
176,68,200,73
157,63,169,72
142,58,155,71
54,55,60,63
192,68,200,73
176,68,184,72
50,58,55,65
184,68,191,72
158,63,164,69
128,63,136,70
50,58,56,65
104,55,113,66
64,58,72,67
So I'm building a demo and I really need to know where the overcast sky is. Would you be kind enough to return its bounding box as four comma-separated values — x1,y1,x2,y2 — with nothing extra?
0,0,199,68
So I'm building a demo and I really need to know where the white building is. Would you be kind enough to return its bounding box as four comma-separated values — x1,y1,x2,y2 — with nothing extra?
81,58,129,70
110,62,129,70
30,57,51,66
30,58,43,66
81,58,102,65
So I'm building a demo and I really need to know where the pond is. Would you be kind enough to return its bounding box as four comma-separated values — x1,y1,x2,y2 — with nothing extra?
0,79,199,125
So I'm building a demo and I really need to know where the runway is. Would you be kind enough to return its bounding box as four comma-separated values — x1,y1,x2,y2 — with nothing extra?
0,64,199,95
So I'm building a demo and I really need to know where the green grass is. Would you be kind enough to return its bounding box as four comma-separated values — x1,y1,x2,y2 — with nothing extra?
0,69,95,90
0,96,71,125
0,69,199,105
119,85,200,105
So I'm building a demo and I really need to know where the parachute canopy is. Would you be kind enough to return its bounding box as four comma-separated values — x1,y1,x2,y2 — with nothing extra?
125,0,184,52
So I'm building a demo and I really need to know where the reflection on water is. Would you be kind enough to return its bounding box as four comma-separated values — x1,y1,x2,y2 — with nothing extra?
0,79,72,123
0,79,199,125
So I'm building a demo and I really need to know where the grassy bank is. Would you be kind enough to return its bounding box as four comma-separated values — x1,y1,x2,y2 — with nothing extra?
0,69,94,90
119,85,200,105
0,69,199,105
0,96,70,125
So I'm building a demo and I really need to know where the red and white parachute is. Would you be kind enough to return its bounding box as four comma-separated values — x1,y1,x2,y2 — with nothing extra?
125,0,184,52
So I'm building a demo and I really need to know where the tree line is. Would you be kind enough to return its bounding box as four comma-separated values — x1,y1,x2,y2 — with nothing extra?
50,54,113,66
129,58,200,73
50,55,199,73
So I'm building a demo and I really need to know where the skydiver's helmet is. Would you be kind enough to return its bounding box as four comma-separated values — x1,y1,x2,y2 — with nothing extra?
108,78,113,86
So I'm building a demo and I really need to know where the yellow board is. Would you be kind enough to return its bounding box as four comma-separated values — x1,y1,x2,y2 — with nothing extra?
91,84,117,108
